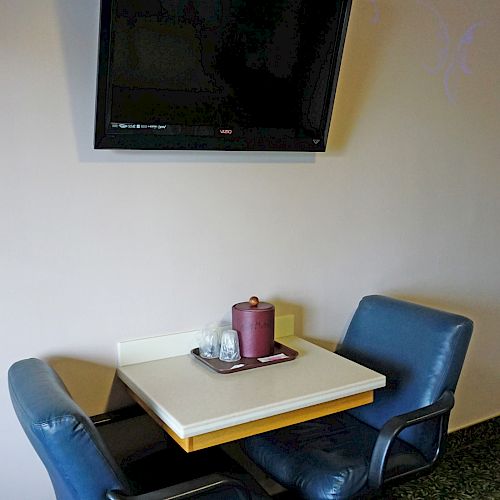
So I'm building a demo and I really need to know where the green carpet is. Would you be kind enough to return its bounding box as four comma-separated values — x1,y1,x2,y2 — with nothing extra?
389,416,500,499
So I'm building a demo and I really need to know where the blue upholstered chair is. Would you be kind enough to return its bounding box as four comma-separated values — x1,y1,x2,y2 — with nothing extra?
8,358,269,500
244,295,473,499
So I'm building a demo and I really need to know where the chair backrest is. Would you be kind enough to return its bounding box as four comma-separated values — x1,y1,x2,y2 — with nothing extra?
8,358,130,500
336,295,472,456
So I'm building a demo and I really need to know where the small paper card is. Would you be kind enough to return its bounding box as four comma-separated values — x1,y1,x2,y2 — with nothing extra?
230,364,245,370
257,353,289,363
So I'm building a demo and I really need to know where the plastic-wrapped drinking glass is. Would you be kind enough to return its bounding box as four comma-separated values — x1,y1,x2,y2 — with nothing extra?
199,325,221,359
219,329,241,362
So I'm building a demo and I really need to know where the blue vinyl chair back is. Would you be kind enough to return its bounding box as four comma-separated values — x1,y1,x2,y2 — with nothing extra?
336,295,473,457
8,358,130,500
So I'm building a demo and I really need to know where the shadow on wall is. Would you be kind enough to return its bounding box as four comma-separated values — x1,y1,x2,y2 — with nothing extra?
271,298,345,352
271,298,305,338
48,356,132,415
327,0,396,154
53,0,315,165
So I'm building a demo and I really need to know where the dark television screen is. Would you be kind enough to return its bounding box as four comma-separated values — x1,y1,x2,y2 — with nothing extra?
95,0,352,151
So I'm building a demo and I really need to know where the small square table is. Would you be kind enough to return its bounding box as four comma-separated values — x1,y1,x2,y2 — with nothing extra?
117,335,386,452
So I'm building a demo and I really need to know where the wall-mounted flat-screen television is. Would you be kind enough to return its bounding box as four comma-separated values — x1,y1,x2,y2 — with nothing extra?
94,0,352,152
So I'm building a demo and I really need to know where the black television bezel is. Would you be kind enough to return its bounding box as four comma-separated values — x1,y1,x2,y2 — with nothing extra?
94,0,352,152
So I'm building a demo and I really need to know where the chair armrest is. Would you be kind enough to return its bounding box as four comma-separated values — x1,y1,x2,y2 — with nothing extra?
367,390,454,490
106,473,251,500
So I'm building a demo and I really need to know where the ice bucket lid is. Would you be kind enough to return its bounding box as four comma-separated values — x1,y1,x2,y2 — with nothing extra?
233,296,274,312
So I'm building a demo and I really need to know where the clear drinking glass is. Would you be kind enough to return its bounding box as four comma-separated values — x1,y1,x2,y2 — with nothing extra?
199,325,221,359
218,329,241,362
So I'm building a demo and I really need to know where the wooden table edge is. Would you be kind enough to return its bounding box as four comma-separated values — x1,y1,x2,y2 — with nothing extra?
126,387,374,453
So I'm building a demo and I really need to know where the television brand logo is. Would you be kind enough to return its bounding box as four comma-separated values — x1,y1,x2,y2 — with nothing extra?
219,129,233,135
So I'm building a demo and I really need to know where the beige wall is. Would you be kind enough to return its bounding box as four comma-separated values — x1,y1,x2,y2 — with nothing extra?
1,0,499,497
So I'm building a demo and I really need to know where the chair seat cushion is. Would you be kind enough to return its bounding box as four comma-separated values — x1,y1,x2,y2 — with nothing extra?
244,412,427,500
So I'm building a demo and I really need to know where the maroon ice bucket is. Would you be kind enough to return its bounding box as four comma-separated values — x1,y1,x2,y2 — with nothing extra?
232,296,275,358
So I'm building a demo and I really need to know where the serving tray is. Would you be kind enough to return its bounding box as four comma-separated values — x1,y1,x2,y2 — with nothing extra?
191,341,298,374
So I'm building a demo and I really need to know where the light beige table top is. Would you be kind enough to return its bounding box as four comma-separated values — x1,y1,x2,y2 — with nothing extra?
117,335,385,452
